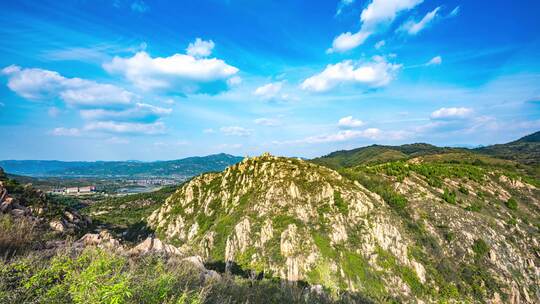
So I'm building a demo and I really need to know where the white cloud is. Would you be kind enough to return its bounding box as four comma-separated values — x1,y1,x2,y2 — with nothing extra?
220,126,252,137
51,127,81,137
338,116,365,128
449,6,460,17
131,1,148,13
186,38,215,58
328,31,371,54
2,65,134,108
329,0,423,52
2,65,172,136
253,82,286,100
426,55,442,66
301,56,401,93
374,40,386,49
103,50,239,94
254,118,280,126
399,6,440,35
430,107,473,120
300,128,382,144
84,121,165,135
79,103,171,122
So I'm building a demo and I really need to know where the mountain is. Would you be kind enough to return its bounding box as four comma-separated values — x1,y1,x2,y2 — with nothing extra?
312,143,462,169
475,131,540,165
146,153,540,303
0,153,243,178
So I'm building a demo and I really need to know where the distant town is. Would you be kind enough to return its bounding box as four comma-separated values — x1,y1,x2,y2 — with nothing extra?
47,178,179,196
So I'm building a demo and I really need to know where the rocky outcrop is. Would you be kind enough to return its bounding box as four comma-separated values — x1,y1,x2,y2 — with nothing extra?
147,154,423,299
0,171,90,234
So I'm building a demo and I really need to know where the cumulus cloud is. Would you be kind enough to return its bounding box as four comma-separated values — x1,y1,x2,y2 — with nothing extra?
329,0,423,52
186,38,215,58
399,6,440,35
50,127,81,137
430,107,473,120
327,31,371,54
103,49,239,94
338,116,364,128
84,121,165,135
2,65,171,136
2,65,134,108
253,82,287,100
254,118,280,126
301,56,401,93
426,55,442,66
220,126,252,137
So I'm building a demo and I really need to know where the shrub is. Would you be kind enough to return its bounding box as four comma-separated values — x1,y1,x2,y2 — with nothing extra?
442,189,456,204
472,239,490,258
505,198,518,210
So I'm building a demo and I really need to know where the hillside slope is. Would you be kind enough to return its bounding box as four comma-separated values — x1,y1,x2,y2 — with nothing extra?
147,153,540,303
475,131,540,166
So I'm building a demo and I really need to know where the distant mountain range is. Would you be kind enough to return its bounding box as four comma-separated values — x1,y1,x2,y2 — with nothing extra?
313,131,540,169
0,153,244,178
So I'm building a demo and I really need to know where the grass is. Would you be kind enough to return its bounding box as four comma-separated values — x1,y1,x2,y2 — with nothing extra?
0,247,372,304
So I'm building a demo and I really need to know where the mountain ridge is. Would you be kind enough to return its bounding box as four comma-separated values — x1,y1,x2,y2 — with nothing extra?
0,153,243,178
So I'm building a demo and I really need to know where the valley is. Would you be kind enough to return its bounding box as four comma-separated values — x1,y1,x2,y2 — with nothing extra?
1,132,539,303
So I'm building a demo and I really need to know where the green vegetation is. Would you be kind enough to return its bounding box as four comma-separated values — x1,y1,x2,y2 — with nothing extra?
441,189,457,204
504,198,518,210
472,239,490,259
82,186,178,241
1,248,353,304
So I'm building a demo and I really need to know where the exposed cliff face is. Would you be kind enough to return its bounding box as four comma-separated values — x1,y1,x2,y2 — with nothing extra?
148,154,427,300
147,153,540,303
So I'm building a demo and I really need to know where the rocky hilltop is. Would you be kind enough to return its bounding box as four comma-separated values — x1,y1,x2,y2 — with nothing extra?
148,152,540,303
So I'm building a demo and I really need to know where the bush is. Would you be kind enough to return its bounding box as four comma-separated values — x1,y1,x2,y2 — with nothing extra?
505,198,518,210
442,189,456,204
472,239,490,258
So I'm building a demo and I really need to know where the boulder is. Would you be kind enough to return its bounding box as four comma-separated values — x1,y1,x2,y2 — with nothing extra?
130,237,183,256
0,197,15,213
49,220,65,232
76,230,123,251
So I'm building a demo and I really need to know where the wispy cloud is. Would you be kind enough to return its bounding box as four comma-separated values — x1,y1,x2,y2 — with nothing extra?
329,0,423,53
220,126,252,137
398,6,440,35
426,55,442,66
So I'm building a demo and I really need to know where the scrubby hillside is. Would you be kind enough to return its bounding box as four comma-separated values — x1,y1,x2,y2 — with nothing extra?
148,152,540,303
312,143,462,169
475,131,540,166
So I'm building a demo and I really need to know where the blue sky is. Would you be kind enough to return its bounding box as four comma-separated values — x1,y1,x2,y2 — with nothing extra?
0,0,539,161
